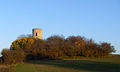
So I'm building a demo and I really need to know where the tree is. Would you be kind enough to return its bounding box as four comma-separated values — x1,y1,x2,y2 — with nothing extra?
18,34,32,39
66,36,86,56
100,42,115,56
46,35,65,58
31,39,47,60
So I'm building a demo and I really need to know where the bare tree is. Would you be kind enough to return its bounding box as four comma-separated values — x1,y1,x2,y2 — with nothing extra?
18,34,32,39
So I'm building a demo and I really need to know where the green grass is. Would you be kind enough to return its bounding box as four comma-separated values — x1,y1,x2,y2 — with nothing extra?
16,55,120,72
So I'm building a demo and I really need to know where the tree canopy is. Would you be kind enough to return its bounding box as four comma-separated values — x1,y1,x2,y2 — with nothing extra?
1,35,116,65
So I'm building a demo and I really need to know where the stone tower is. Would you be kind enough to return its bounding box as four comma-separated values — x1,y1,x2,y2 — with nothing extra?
32,28,43,39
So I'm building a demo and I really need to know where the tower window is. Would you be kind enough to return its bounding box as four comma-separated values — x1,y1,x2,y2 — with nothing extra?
36,33,37,36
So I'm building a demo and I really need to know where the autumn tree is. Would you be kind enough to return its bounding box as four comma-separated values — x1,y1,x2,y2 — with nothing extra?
46,35,66,58
100,42,115,56
66,36,86,56
31,39,47,60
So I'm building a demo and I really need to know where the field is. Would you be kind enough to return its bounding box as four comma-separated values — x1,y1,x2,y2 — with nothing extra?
15,55,120,72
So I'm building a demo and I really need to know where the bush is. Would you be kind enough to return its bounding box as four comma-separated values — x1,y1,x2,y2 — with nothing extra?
10,37,35,52
2,49,25,65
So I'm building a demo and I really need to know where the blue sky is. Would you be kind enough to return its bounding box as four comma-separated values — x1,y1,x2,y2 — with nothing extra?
0,0,120,54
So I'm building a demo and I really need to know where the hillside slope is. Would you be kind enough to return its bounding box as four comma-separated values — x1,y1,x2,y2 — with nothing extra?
16,55,120,72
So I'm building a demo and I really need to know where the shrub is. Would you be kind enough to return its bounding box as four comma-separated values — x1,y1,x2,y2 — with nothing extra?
10,37,35,51
2,49,25,65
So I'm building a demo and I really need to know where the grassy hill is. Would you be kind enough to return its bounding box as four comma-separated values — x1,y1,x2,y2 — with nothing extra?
15,55,120,72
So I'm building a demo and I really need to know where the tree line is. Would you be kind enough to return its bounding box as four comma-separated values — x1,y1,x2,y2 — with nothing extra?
1,35,115,65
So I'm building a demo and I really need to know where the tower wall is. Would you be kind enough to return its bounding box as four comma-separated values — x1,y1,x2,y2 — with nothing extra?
32,28,43,39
